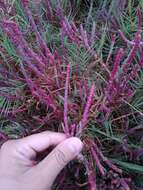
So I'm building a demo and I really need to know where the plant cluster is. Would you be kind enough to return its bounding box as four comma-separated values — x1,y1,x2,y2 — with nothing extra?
0,0,143,189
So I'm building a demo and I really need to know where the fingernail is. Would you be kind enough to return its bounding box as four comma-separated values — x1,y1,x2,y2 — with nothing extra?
67,137,83,155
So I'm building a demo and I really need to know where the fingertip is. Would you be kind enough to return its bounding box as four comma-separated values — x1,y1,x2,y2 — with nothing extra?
34,137,83,186
65,137,83,156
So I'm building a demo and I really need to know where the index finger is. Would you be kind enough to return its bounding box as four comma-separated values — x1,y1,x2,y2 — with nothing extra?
15,131,66,159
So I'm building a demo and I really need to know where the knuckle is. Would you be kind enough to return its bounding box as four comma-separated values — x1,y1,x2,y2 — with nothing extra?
1,140,12,151
0,140,17,153
54,148,68,167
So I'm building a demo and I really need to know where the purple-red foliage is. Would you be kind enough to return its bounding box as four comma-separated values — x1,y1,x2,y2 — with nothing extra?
61,18,97,57
119,8,143,46
97,0,127,32
1,3,95,132
81,138,131,189
100,9,143,119
1,1,143,190
98,170,131,190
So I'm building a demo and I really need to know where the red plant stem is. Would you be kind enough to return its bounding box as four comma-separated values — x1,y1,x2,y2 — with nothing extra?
18,48,45,79
37,50,49,66
94,144,122,174
62,19,76,43
0,104,29,116
139,48,143,67
119,32,143,46
87,159,97,190
15,30,46,70
137,8,142,33
2,20,47,72
60,31,68,60
0,105,27,115
44,0,53,21
56,2,65,21
53,65,60,88
80,24,90,50
19,39,46,71
18,46,54,87
71,22,79,34
64,64,71,135
119,30,134,45
26,48,46,70
70,124,76,136
70,22,81,46
88,139,122,174
20,62,56,109
24,6,54,63
127,64,140,81
0,92,20,101
90,21,96,47
123,33,141,73
80,24,95,56
120,179,130,190
65,19,76,37
106,34,116,65
77,81,85,107
61,30,65,47
119,8,143,47
79,154,97,190
110,48,124,82
21,0,29,7
20,62,35,90
20,64,45,101
102,157,122,174
80,84,95,129
62,18,81,46
127,34,141,64
91,147,106,176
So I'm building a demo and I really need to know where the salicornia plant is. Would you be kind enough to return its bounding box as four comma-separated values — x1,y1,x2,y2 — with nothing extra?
0,1,143,189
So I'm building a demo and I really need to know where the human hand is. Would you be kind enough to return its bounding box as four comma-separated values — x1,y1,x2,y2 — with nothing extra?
0,131,83,190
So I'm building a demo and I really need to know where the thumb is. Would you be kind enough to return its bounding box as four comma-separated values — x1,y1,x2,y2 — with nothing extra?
35,137,83,187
